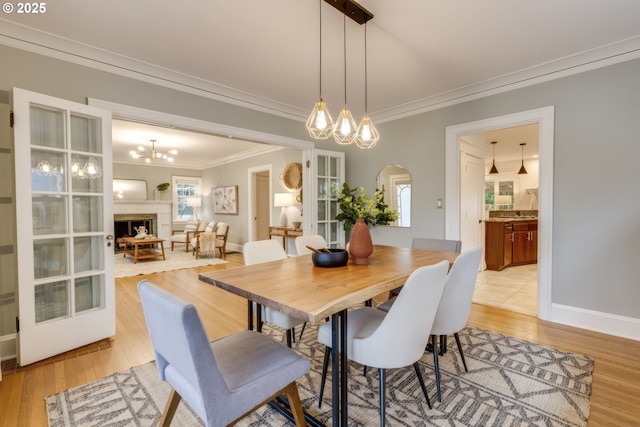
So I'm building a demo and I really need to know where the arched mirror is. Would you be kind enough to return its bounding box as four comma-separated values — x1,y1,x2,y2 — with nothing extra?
376,164,411,227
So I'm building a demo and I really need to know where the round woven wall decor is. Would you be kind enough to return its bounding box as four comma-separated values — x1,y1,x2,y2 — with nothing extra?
281,162,302,190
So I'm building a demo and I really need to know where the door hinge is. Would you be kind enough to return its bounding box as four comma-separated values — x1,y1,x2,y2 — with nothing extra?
306,160,310,168
15,316,19,333
10,111,14,128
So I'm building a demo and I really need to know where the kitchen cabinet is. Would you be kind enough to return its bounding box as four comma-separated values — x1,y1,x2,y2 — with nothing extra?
512,222,537,264
485,219,537,270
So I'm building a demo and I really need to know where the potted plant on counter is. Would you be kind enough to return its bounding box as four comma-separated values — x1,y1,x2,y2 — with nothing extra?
335,183,398,264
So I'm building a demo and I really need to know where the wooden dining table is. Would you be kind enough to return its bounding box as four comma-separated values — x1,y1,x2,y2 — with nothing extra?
198,244,459,426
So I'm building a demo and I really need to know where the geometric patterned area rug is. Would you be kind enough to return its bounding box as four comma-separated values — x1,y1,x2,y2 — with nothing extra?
114,249,227,278
46,325,593,426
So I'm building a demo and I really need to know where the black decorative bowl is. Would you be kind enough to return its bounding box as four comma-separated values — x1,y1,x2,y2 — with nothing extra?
311,249,349,268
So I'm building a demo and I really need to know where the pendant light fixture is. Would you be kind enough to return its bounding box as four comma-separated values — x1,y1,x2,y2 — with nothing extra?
130,139,177,163
306,0,334,139
355,19,379,149
518,142,528,174
489,141,499,174
333,4,357,145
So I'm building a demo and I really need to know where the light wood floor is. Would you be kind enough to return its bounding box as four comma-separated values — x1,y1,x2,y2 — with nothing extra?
1,252,639,426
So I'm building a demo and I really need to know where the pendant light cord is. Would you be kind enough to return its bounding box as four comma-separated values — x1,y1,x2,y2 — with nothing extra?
343,4,347,105
319,0,323,96
364,20,368,112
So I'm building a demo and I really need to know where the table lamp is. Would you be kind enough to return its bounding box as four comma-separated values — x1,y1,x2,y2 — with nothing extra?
186,197,202,220
274,193,293,227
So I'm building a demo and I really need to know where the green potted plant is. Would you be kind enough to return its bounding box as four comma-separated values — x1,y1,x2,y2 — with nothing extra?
335,183,398,232
156,182,170,200
335,183,398,265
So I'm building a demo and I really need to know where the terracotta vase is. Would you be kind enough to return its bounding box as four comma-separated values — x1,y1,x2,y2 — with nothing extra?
348,218,373,265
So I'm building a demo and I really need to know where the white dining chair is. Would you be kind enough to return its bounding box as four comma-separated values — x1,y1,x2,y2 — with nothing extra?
378,247,483,402
429,246,483,401
243,239,306,347
387,237,462,299
316,261,449,425
294,234,328,255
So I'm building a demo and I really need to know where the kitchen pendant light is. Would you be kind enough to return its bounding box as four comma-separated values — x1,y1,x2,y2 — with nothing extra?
518,142,528,174
489,141,499,174
306,0,334,139
355,20,379,149
333,9,357,145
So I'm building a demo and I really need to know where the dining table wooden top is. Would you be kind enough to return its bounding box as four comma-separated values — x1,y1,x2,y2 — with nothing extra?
198,244,459,323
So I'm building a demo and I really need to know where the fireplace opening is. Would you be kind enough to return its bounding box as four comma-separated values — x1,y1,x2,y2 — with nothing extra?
113,214,157,252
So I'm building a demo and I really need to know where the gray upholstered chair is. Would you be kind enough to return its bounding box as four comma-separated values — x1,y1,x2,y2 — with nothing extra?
317,261,449,425
137,280,309,427
294,234,328,255
243,239,306,347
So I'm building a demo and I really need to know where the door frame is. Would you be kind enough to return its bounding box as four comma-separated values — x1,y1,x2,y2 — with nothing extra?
87,99,315,243
247,165,272,242
445,106,554,320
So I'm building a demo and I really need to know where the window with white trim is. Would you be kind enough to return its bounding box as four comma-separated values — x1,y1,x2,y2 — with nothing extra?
172,176,202,222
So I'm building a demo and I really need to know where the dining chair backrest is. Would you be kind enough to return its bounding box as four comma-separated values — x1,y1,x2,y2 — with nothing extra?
431,247,483,335
137,280,222,422
351,260,449,369
412,237,462,253
294,234,328,255
243,239,287,265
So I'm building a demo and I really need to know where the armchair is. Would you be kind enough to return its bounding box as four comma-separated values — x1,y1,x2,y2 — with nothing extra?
191,222,229,259
169,220,201,252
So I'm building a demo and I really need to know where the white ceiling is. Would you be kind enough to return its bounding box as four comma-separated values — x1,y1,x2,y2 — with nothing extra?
2,0,639,167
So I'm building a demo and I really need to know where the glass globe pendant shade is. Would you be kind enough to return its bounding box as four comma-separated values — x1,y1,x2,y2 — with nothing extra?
355,113,379,149
333,105,357,144
83,156,102,179
306,97,334,139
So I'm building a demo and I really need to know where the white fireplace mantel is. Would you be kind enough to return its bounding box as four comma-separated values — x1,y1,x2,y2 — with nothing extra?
113,200,172,240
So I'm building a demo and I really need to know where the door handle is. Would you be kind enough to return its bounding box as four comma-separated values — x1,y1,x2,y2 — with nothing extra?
106,234,114,240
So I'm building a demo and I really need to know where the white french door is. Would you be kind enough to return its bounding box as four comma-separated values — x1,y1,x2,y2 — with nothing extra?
312,149,345,248
12,88,114,366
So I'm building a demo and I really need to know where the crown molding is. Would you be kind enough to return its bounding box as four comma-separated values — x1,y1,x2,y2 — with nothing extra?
0,20,308,121
372,36,640,123
2,19,640,125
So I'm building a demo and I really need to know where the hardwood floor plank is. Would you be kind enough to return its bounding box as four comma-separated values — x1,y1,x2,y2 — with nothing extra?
1,252,639,426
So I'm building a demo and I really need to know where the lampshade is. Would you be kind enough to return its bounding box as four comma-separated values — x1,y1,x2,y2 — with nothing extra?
489,141,499,174
495,195,512,206
274,193,293,207
306,0,334,140
518,142,528,175
186,197,202,207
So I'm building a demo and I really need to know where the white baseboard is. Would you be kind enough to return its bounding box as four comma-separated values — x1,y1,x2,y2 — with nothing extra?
550,303,640,341
227,242,243,253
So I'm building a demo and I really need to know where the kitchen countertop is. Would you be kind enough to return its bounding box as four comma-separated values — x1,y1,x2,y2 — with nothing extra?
486,217,538,222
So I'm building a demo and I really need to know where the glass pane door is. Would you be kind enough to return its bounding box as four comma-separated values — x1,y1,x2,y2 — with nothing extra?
13,87,114,366
313,149,345,248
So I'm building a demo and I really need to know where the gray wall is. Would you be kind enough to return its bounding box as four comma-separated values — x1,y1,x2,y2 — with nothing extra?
1,43,639,334
113,163,201,202
201,148,304,247
320,58,640,319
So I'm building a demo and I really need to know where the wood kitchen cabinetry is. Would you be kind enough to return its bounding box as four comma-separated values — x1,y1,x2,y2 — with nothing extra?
512,222,537,264
485,219,537,270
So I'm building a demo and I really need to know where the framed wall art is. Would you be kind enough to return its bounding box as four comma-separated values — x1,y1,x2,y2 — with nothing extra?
212,185,238,215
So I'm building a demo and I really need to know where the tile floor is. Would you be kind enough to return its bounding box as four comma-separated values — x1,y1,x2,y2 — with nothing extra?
473,263,538,317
